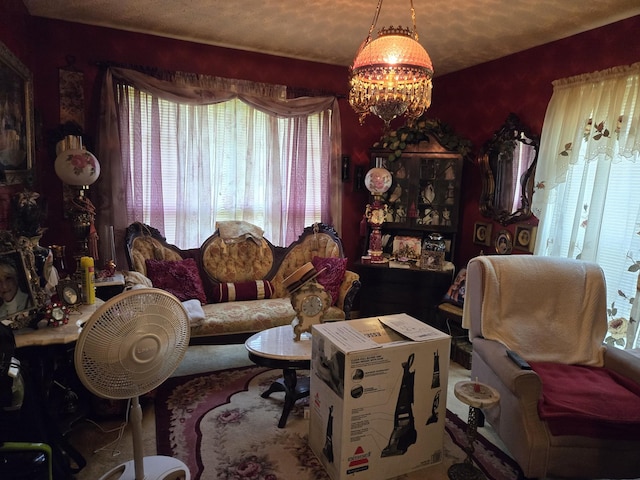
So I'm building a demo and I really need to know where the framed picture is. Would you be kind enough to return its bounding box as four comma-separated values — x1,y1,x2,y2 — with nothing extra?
392,235,422,261
473,221,492,246
0,231,47,329
514,224,537,252
495,229,513,255
0,41,35,182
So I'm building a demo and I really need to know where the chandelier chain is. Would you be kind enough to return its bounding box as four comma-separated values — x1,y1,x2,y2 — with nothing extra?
366,0,385,43
410,0,419,41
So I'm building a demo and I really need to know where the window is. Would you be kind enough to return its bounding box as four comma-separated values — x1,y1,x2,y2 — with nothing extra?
532,63,640,349
116,83,334,249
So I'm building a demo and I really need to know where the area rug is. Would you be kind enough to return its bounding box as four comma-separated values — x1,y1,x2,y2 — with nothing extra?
155,366,525,480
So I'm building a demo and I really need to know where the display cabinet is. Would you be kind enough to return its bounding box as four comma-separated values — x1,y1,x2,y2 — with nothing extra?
368,135,463,261
357,134,464,326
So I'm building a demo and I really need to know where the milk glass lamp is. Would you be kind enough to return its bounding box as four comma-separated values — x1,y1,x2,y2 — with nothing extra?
54,135,101,259
364,158,392,263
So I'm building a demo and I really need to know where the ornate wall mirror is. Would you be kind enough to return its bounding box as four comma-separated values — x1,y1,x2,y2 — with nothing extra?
0,231,47,329
479,113,539,225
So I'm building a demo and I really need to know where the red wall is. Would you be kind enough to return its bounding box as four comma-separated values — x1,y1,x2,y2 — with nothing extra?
428,15,640,264
2,0,640,269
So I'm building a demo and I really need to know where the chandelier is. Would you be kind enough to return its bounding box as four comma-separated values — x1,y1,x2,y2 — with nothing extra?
349,0,434,129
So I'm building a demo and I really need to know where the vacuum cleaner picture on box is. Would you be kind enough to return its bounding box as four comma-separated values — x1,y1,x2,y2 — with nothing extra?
382,353,417,457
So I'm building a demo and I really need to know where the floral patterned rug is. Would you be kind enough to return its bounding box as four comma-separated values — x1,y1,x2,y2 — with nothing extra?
155,366,525,480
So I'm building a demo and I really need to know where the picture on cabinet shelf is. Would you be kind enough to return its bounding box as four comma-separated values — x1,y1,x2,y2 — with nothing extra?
392,236,422,261
514,224,537,252
473,221,492,246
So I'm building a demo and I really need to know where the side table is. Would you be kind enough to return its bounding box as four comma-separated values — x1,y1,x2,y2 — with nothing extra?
245,324,311,428
448,380,500,480
95,272,125,301
14,300,104,348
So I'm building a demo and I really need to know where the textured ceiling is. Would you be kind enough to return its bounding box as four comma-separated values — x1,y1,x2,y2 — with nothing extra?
23,0,640,76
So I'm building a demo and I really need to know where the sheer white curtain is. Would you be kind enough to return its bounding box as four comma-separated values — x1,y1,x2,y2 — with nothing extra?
532,62,640,349
96,67,342,255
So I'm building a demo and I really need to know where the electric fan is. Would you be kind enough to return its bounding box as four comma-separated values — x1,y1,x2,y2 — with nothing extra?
74,288,191,480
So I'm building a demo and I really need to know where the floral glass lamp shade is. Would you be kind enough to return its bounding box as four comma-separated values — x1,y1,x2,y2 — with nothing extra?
349,0,433,128
54,147,100,187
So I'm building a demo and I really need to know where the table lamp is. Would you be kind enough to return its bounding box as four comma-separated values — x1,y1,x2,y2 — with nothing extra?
54,135,101,260
364,157,392,263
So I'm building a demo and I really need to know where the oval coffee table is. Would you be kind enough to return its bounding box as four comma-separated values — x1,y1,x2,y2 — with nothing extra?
245,324,312,428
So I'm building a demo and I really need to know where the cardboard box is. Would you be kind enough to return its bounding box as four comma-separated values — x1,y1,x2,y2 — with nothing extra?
309,314,450,480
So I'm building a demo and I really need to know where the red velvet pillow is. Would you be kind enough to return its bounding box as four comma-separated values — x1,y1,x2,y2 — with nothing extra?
311,256,347,305
211,280,275,303
145,258,207,304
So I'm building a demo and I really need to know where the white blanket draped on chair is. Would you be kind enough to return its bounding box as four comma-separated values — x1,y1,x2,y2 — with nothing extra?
463,255,608,366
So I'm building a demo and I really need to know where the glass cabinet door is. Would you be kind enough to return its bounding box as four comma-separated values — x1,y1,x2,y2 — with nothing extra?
368,136,463,261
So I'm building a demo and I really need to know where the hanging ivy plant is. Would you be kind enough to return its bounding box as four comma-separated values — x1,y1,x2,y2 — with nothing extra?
372,118,473,162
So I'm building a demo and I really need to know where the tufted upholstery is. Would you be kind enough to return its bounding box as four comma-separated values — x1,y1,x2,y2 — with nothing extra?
125,222,360,343
128,235,184,275
201,235,275,284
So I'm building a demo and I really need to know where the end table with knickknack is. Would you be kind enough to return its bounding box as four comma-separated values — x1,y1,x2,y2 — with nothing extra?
357,133,464,327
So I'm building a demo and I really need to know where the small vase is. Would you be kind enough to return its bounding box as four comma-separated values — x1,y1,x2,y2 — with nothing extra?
29,234,50,282
50,244,69,279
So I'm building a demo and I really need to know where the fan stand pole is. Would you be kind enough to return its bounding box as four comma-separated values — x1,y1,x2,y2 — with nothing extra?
131,395,146,480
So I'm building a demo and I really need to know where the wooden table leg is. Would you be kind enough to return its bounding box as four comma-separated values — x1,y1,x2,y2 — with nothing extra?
260,368,310,428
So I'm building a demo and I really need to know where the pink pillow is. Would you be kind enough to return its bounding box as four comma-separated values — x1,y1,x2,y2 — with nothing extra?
211,280,275,303
145,258,207,304
311,257,347,305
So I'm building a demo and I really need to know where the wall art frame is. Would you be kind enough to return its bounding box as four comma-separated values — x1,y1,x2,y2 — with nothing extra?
0,40,35,183
473,221,492,246
0,230,46,329
495,229,513,255
514,223,537,252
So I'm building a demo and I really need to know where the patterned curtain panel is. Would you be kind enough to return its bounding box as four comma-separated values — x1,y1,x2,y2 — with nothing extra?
533,62,640,349
96,67,341,258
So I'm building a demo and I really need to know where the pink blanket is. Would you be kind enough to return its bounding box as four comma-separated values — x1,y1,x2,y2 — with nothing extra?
531,361,640,440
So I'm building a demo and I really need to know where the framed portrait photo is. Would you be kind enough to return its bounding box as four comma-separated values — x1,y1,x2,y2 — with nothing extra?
0,231,46,329
495,230,513,255
473,221,492,246
0,41,35,181
514,224,537,252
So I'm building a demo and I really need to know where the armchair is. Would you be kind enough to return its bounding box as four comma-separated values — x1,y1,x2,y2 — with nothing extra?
463,255,640,479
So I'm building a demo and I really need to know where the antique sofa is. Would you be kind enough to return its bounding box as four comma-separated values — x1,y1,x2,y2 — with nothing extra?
125,221,360,343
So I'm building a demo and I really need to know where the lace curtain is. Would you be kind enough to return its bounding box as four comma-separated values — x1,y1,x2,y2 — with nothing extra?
532,62,640,349
95,67,342,256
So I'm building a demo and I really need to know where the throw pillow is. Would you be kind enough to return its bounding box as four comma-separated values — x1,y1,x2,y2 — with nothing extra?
442,268,466,307
211,280,275,303
145,258,207,304
311,256,347,305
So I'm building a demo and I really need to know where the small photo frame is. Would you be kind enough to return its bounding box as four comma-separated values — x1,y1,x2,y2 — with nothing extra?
392,235,422,261
495,230,513,255
473,221,492,246
514,224,537,252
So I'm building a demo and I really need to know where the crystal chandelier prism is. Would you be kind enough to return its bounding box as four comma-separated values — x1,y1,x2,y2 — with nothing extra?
349,0,434,129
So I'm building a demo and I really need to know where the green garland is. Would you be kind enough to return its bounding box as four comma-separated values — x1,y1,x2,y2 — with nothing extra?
373,118,473,162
